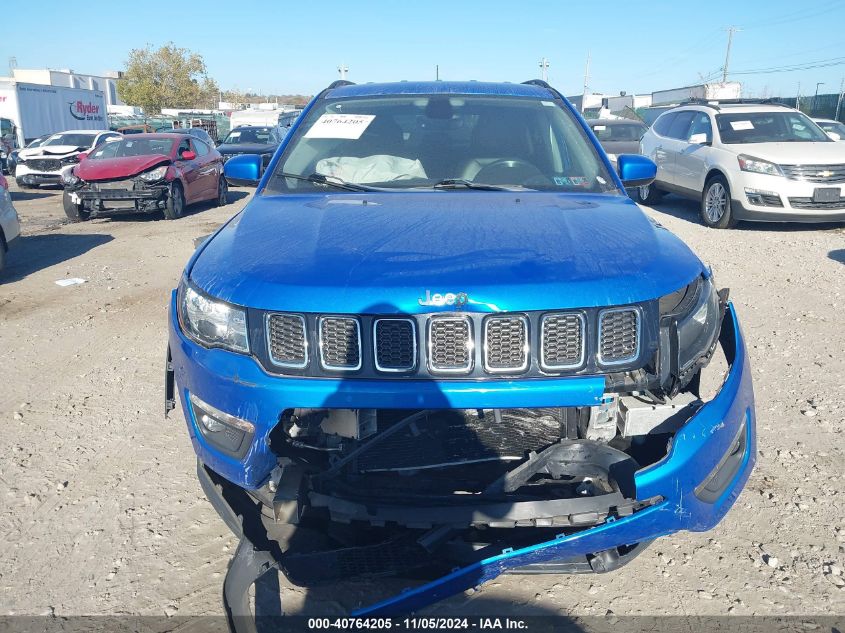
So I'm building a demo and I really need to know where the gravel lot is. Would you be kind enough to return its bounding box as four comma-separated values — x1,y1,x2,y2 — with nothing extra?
0,180,843,620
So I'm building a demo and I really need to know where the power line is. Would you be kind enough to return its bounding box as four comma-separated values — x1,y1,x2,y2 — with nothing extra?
729,55,845,76
739,0,845,29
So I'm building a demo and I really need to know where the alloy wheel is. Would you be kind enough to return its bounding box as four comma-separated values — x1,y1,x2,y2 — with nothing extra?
705,182,727,223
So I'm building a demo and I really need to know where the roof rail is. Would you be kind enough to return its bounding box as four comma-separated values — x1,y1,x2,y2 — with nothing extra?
679,98,792,111
326,80,356,90
522,79,553,90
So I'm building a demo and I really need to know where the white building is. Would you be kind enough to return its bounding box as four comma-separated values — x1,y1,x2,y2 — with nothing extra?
10,68,127,112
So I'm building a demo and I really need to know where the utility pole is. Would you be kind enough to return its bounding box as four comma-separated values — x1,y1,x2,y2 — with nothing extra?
796,82,802,112
722,27,739,83
539,57,549,82
581,51,590,113
835,77,844,121
337,64,349,80
435,65,439,81
813,82,824,115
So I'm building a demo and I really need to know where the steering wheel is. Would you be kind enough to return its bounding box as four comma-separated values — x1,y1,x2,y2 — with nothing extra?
473,159,545,186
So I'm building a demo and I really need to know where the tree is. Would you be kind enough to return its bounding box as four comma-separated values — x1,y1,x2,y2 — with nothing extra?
118,44,219,114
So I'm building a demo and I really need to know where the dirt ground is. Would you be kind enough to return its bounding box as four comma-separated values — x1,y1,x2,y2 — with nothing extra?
0,180,843,620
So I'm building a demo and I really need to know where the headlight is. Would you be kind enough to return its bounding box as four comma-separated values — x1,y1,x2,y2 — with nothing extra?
737,154,782,177
62,172,79,186
675,275,720,372
139,165,168,182
177,278,249,353
61,155,79,166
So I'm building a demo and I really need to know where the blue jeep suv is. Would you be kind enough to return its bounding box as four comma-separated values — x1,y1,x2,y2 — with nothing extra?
166,80,755,622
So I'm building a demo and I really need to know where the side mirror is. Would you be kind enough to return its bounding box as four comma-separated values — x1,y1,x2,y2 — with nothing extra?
689,133,710,145
224,153,262,187
617,154,657,188
180,150,197,161
826,131,841,141
77,152,89,161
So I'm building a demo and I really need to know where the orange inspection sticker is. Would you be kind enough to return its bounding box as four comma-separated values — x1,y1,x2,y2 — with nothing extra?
304,114,376,140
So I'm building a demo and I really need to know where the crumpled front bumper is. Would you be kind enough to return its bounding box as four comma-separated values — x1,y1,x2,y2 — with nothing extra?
354,303,755,615
169,294,755,614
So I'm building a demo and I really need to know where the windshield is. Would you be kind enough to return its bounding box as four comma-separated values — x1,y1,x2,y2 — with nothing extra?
88,138,175,159
44,133,98,147
818,121,845,137
266,94,616,193
715,112,830,144
223,127,276,145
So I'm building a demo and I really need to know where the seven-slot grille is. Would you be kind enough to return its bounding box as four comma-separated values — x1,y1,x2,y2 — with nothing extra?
428,317,473,373
266,314,307,368
779,163,845,184
598,308,640,365
374,319,416,372
484,316,528,372
264,308,644,375
319,317,361,370
540,313,585,369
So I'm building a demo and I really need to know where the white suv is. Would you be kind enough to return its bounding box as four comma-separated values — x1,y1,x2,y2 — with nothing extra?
638,101,845,228
15,130,121,189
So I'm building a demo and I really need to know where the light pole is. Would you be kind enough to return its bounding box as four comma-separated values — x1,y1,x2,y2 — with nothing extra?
538,57,549,82
338,64,349,80
813,82,825,115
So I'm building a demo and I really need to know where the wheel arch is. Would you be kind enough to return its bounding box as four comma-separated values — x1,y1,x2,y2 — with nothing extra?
702,167,737,197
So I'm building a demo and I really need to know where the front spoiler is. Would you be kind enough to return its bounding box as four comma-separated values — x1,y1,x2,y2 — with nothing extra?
185,303,754,627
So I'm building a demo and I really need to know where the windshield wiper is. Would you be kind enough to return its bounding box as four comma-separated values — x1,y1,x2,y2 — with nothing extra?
277,171,380,192
432,178,530,192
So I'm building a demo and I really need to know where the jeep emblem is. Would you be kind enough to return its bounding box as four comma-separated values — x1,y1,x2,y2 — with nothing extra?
418,290,469,307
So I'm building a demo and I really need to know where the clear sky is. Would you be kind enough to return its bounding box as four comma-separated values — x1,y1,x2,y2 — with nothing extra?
4,0,845,100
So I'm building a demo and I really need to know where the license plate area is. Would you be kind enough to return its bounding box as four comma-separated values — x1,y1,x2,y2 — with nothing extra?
813,187,840,203
96,181,132,191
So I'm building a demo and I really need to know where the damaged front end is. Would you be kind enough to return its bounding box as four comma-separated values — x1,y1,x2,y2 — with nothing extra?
167,280,755,626
65,168,171,217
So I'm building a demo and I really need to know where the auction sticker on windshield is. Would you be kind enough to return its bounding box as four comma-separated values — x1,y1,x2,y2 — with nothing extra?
730,120,754,131
305,114,376,139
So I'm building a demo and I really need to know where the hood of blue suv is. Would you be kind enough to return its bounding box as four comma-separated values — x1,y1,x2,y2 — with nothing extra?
189,191,704,314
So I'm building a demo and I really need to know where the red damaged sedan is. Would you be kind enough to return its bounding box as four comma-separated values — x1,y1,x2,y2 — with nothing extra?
61,133,228,221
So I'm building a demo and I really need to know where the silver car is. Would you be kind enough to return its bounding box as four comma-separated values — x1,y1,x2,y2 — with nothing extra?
0,174,21,273
587,119,648,161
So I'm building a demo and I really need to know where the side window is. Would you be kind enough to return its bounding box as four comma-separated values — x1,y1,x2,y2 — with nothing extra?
666,111,696,140
653,112,677,137
178,139,192,158
193,139,210,156
95,133,117,147
687,113,713,141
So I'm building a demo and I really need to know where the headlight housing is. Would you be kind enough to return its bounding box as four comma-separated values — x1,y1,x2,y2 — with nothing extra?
659,274,722,390
61,155,79,166
62,172,79,186
177,278,250,353
139,165,168,182
737,154,782,177
675,275,720,373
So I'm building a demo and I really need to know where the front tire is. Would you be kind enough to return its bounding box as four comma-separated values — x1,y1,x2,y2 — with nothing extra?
63,190,90,222
636,183,663,205
701,175,737,229
164,182,185,220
